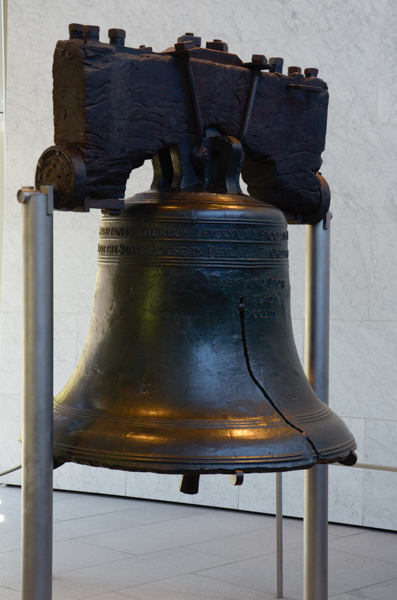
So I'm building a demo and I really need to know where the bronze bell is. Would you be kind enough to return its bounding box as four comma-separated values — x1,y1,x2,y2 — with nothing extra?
30,31,357,495
53,184,356,478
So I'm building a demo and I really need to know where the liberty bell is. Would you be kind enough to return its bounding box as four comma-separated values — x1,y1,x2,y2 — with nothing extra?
36,27,356,491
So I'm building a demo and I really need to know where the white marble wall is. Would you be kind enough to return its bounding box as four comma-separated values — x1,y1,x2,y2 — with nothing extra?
1,0,397,531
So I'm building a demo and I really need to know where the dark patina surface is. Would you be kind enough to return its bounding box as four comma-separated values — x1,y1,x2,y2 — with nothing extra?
37,27,329,223
42,26,356,483
53,189,355,474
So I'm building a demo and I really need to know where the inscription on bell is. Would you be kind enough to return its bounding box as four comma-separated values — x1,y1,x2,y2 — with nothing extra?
98,244,148,256
233,308,276,320
237,293,278,304
210,275,285,289
98,219,289,269
98,242,288,260
99,223,288,243
193,228,288,241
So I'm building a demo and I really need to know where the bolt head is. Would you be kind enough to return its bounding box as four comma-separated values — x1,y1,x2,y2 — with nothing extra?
251,54,268,67
193,146,210,164
304,67,319,78
69,23,84,32
69,23,84,39
269,57,284,74
206,39,228,52
174,41,189,54
83,25,100,41
269,57,283,66
84,25,100,34
108,28,126,38
177,33,201,47
288,66,301,75
17,190,31,204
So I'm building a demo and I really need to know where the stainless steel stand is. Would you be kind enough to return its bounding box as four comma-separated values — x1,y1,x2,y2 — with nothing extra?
18,186,54,600
276,471,283,598
15,186,329,600
303,213,331,600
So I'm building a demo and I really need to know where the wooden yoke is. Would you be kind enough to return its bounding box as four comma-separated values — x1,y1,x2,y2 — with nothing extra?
35,28,330,223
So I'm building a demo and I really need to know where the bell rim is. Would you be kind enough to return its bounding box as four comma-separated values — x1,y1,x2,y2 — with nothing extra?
52,438,355,474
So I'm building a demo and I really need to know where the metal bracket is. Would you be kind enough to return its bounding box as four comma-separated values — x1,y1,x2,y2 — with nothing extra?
18,186,54,216
240,55,270,141
40,185,54,215
169,42,204,148
323,211,332,230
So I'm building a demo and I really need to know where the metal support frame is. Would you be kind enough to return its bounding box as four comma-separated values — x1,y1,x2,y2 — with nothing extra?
303,212,331,600
276,471,283,598
16,185,329,600
18,186,54,600
275,214,331,599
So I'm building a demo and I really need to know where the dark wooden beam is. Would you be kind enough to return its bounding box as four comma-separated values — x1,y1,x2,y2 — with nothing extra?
38,37,329,220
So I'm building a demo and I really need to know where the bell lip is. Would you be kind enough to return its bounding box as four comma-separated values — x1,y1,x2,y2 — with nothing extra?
53,450,318,475
52,452,356,475
54,405,357,474
52,438,356,475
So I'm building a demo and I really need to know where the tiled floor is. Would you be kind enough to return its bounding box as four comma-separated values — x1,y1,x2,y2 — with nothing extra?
0,484,396,600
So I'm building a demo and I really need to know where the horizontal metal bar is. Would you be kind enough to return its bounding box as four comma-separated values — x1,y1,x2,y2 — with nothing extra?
333,462,397,473
0,465,22,477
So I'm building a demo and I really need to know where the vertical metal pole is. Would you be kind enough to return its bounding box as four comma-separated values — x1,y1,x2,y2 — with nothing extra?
276,471,283,598
18,186,53,600
303,212,330,600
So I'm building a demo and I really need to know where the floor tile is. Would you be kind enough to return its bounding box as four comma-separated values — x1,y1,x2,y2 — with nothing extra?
192,551,290,598
0,509,21,532
0,540,133,587
52,539,134,573
184,523,291,561
53,490,84,501
0,555,21,588
330,595,365,599
53,514,139,542
329,522,365,540
118,572,281,599
83,594,134,600
329,529,397,563
1,488,397,600
48,548,232,599
0,528,21,554
0,485,22,497
311,549,397,598
52,495,148,521
196,547,397,600
0,493,21,511
0,549,20,588
78,510,269,556
0,587,20,600
184,517,364,564
106,501,207,525
349,578,397,599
